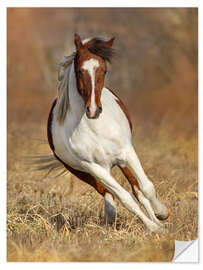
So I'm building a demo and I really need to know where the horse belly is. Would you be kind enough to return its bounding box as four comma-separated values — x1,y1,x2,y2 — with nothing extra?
70,131,127,168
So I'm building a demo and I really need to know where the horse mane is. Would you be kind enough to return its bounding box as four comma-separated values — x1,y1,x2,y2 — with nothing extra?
56,37,114,123
56,52,75,123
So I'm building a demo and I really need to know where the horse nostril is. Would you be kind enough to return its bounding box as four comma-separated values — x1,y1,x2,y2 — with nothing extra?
86,105,102,119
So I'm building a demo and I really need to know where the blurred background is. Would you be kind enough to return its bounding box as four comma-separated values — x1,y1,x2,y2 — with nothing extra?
7,8,197,140
7,8,198,261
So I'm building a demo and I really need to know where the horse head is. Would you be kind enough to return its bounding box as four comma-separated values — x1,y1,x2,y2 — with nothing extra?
74,33,114,119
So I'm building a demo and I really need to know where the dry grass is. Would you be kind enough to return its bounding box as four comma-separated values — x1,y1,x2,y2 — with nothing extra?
7,8,198,262
7,119,197,262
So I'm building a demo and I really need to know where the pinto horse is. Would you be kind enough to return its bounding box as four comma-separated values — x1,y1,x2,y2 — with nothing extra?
46,34,169,232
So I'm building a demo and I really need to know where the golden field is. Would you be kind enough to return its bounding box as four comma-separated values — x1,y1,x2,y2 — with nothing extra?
7,8,197,262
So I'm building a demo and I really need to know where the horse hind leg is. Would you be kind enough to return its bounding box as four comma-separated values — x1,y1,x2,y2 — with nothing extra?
119,166,163,226
63,164,116,224
79,174,116,224
104,193,116,224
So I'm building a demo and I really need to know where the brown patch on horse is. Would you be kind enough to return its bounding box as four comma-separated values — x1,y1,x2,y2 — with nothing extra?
107,87,133,132
47,98,57,151
55,153,110,196
74,52,106,107
119,166,140,200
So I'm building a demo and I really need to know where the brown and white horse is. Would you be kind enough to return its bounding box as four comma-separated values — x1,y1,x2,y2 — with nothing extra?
47,34,169,232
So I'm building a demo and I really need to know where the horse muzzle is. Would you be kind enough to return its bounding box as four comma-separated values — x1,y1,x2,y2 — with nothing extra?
86,105,102,119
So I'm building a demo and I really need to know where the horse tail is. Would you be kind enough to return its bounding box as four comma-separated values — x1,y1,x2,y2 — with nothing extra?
26,154,69,178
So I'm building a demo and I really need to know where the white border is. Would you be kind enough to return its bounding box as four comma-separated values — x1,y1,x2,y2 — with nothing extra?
0,0,7,266
1,0,201,8
1,0,201,269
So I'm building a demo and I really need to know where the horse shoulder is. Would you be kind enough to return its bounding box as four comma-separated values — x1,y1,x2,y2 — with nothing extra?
106,87,133,132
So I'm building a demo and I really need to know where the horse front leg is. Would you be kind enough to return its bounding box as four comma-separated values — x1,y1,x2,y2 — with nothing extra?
125,146,170,220
82,162,163,233
119,166,163,226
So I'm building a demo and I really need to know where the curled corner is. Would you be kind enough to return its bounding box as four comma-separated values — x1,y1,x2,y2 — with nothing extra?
173,239,199,262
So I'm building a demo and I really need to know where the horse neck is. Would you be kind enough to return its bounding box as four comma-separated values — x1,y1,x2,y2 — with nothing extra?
68,61,85,116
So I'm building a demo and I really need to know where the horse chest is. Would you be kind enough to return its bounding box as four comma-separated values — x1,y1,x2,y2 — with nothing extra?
51,87,132,170
52,109,128,170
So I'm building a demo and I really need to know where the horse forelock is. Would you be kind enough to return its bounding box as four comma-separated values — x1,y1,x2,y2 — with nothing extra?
85,38,114,63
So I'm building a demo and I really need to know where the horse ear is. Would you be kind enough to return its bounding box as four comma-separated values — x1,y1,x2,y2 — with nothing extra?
106,37,115,48
74,33,83,51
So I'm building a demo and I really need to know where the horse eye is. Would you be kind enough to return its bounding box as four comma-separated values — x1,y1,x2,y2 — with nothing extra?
78,70,83,77
104,70,107,75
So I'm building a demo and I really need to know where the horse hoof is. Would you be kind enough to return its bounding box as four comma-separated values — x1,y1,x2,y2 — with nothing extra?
156,208,170,220
150,223,164,233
